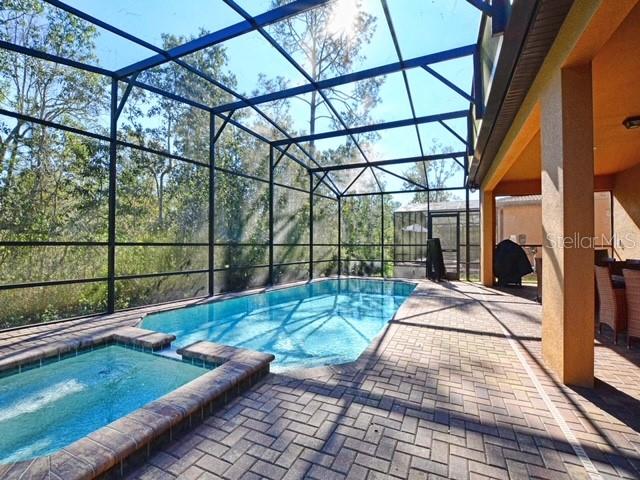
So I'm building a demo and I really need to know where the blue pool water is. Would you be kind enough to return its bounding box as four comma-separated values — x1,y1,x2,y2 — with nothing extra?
142,279,416,371
0,345,208,463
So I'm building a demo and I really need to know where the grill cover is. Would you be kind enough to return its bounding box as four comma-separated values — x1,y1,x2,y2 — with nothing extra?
426,238,446,281
493,239,533,286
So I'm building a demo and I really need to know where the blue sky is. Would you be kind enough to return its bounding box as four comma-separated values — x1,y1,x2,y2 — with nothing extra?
64,0,481,203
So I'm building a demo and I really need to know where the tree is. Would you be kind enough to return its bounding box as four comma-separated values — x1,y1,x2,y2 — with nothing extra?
269,0,383,150
402,139,461,204
0,1,103,163
0,1,107,241
119,32,234,230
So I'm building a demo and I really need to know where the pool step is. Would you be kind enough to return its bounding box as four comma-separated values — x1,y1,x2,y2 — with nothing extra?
152,346,181,360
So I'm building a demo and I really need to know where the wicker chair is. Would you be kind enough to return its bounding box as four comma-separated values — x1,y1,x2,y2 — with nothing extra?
595,265,627,343
623,269,640,348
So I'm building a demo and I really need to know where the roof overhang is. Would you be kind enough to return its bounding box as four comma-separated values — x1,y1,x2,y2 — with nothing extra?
468,0,573,188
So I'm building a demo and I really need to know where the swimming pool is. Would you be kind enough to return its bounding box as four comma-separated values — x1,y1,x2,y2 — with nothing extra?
0,345,209,463
142,278,416,371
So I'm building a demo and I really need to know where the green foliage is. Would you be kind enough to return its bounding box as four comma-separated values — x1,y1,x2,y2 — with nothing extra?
341,194,395,276
403,140,461,203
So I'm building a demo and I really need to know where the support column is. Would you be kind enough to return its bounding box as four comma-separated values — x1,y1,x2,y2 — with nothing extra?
465,157,471,281
269,146,274,285
541,65,594,387
107,79,117,313
381,194,385,278
337,196,342,277
480,189,495,286
208,113,216,296
309,170,313,281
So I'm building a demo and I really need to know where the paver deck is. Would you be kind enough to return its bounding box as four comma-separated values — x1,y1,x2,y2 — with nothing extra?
2,280,640,479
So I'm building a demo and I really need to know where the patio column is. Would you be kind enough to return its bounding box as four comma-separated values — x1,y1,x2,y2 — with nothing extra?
480,189,495,286
541,64,594,387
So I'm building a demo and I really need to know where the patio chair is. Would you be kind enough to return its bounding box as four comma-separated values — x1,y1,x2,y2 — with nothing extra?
623,269,640,348
595,265,627,344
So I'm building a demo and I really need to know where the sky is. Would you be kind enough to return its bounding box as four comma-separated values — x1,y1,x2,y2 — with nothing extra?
62,0,482,205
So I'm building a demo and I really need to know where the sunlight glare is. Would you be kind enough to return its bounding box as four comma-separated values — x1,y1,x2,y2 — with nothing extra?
327,0,360,38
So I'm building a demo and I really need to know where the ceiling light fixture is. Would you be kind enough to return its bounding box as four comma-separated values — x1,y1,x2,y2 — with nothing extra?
623,116,640,129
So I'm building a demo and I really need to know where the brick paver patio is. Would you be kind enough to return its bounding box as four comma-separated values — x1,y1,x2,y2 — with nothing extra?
2,281,640,479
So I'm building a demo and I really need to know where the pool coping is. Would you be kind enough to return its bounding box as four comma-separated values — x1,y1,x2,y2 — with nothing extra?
0,327,274,480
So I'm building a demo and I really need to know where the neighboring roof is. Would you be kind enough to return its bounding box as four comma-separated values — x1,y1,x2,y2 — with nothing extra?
396,191,610,214
468,0,574,187
495,195,541,207
395,194,548,213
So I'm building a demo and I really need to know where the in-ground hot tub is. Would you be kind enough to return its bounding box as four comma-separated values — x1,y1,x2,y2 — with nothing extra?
0,344,209,464
0,327,274,479
142,278,416,371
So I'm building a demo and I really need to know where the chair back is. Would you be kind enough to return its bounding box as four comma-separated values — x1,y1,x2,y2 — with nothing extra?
623,269,640,339
595,265,614,298
595,265,617,331
625,259,640,270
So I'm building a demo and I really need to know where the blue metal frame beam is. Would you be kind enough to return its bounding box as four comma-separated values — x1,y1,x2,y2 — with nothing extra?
45,0,165,56
213,110,236,143
439,120,469,147
342,185,466,197
115,72,139,120
450,156,466,170
490,0,509,35
466,0,509,33
212,44,476,114
341,167,368,195
0,40,113,77
273,110,468,146
375,165,427,190
311,172,329,193
273,144,291,169
124,78,211,111
465,0,495,16
473,49,485,119
310,151,468,173
115,0,332,77
422,65,475,103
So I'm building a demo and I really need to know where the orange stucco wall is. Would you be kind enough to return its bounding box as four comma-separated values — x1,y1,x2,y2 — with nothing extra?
495,194,611,249
497,203,543,245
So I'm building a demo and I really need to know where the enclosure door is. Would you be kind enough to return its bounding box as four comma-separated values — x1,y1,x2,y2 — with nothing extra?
428,213,460,280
